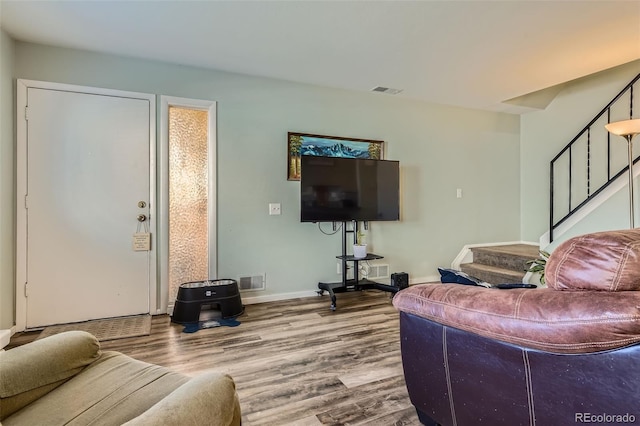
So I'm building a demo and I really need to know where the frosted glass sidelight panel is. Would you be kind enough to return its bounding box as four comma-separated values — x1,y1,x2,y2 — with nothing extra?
169,106,209,304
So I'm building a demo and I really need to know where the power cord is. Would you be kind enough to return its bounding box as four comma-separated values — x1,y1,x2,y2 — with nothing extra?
318,222,342,235
358,260,371,278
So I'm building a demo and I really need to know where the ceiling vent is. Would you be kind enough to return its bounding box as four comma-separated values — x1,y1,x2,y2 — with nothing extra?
371,86,403,95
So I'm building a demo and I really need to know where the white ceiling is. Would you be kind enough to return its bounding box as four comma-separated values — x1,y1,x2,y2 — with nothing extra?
1,0,639,114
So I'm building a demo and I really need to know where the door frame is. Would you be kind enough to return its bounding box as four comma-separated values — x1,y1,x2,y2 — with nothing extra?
159,96,217,312
15,79,158,331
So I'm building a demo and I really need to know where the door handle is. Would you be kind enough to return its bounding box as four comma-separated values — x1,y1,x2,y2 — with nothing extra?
137,214,147,222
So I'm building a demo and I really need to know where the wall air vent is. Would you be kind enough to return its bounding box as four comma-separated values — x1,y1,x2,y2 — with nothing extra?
371,86,403,95
238,274,266,292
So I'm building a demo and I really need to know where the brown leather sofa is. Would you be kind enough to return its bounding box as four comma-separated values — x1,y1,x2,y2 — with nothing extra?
393,229,640,426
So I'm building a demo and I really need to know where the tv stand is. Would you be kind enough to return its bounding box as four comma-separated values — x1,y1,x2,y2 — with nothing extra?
317,221,400,310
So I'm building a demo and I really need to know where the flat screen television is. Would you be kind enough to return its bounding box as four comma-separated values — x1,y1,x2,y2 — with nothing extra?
300,156,400,222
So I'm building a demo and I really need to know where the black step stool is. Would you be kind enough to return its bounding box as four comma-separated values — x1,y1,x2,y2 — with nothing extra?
172,279,244,324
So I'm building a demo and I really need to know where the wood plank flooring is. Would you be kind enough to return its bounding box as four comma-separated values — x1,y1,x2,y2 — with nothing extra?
9,290,421,426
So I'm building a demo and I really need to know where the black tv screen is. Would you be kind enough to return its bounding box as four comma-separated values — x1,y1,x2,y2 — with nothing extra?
300,156,400,222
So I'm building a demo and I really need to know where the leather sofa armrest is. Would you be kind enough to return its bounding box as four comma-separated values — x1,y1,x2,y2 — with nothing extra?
393,284,640,353
0,331,100,420
546,228,640,291
123,372,241,426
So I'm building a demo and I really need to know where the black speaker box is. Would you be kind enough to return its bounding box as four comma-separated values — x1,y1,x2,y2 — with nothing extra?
391,272,409,289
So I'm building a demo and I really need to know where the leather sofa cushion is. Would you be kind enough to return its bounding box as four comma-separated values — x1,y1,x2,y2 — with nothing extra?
546,228,640,291
393,284,640,354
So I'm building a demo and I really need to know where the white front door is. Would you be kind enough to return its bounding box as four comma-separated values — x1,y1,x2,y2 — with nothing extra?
17,81,156,329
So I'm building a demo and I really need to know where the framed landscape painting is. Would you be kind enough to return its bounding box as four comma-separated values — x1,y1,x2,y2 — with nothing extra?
287,132,384,181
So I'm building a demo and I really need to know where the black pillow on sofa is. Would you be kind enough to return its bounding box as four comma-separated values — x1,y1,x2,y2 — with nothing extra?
438,268,486,286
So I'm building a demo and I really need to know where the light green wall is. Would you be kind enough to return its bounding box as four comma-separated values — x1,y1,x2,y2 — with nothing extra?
4,41,520,318
0,29,15,329
520,60,640,245
2,39,636,327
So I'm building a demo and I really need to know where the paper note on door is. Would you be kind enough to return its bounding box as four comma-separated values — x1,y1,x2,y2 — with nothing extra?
132,232,151,251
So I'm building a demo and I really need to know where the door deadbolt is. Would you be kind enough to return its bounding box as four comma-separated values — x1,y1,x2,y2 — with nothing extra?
138,201,147,208
137,214,147,222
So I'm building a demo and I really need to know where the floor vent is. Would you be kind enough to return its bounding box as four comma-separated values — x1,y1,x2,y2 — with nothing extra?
238,274,265,292
367,264,390,279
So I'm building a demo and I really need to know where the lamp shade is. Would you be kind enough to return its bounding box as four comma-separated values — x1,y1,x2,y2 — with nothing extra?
605,118,640,137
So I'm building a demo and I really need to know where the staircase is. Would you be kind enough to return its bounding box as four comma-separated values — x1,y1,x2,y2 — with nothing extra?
460,244,539,285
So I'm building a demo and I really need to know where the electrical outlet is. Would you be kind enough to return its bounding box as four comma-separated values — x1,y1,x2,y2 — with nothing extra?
337,261,341,274
268,203,281,215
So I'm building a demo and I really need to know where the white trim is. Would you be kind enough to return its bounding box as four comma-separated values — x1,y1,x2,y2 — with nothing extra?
166,290,320,314
15,79,157,331
241,290,321,305
159,96,217,312
148,95,158,317
451,240,539,273
164,279,440,315
410,275,441,285
0,328,13,349
16,81,27,331
237,278,442,303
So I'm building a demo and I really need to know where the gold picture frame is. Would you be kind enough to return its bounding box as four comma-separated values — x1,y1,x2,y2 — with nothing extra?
287,132,384,181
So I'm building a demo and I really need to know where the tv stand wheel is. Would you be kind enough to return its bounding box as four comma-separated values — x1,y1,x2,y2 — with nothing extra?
330,303,336,311
317,289,324,296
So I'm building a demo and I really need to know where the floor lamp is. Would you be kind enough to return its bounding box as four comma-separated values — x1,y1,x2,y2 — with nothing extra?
605,118,640,228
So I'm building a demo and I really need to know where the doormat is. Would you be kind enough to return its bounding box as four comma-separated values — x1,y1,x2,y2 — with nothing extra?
37,315,152,342
182,318,241,334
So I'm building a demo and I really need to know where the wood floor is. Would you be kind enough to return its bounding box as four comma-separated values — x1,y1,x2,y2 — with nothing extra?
9,290,421,426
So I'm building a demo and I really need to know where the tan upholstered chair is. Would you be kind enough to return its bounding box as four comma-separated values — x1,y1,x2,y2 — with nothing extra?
0,331,241,425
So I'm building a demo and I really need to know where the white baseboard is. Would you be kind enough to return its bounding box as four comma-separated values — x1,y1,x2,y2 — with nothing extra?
166,289,320,314
240,290,320,305
165,280,444,314
410,275,440,285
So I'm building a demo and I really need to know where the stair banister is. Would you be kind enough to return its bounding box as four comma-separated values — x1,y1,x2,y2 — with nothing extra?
549,72,640,243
